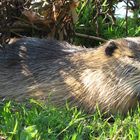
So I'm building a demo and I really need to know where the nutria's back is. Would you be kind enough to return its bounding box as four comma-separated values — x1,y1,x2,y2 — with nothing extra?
0,37,85,65
1,37,140,115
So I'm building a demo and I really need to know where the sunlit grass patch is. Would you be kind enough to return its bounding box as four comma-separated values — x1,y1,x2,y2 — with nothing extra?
0,100,140,140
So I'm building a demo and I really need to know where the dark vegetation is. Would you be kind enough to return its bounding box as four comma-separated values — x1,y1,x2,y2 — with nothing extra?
1,0,140,46
0,0,140,139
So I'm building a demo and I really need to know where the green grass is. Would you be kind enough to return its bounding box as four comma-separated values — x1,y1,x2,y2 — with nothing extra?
0,100,140,140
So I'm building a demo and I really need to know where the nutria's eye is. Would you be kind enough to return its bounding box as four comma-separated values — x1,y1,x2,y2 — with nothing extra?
105,41,117,56
128,55,134,58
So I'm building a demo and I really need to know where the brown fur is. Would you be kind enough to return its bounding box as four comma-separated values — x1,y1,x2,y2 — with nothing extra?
1,37,140,115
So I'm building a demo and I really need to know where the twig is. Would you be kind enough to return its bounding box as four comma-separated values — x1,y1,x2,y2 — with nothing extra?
125,0,129,36
10,31,25,38
75,32,107,42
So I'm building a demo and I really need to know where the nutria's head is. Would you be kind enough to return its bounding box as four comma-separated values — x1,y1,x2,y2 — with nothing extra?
101,39,131,57
79,38,140,115
102,37,140,59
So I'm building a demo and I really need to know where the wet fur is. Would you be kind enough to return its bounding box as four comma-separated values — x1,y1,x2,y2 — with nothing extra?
1,37,140,115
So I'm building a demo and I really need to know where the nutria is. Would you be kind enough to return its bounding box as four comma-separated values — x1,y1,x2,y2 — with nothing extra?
1,37,140,115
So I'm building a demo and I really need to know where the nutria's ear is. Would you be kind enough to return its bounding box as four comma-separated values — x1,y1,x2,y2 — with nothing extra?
105,41,117,56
